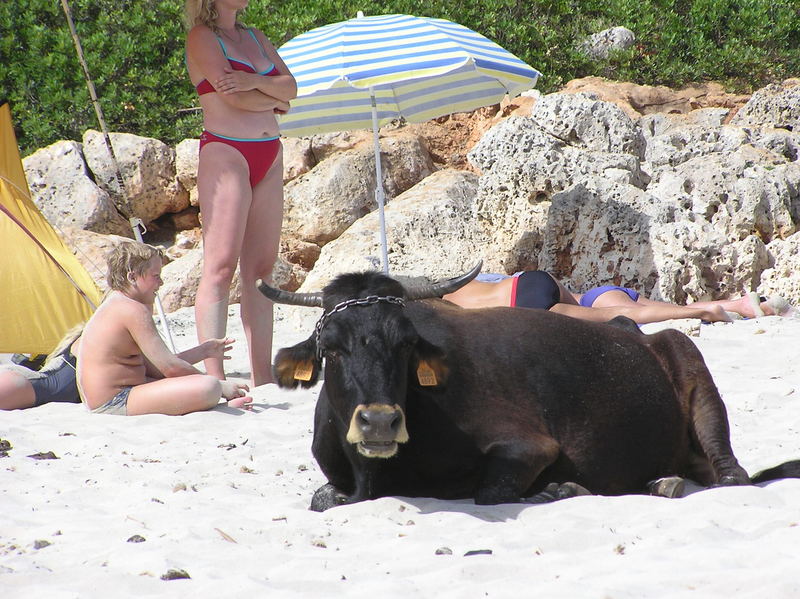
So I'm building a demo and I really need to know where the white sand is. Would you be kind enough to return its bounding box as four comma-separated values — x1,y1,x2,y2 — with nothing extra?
2,307,800,598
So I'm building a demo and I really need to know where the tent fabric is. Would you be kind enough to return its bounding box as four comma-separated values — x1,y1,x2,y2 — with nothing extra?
277,13,541,137
0,102,102,355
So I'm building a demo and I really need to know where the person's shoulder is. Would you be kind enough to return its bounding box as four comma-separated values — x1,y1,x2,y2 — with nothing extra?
100,291,150,318
187,24,216,44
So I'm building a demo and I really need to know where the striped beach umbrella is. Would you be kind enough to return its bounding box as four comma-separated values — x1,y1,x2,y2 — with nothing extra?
277,13,541,272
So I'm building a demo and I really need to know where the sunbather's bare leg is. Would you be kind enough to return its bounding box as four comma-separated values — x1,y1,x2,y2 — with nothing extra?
0,371,35,410
551,275,580,305
551,301,731,324
632,294,778,318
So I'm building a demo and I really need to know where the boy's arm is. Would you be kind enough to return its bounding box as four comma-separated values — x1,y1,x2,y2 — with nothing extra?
176,338,235,365
125,302,201,378
142,355,165,379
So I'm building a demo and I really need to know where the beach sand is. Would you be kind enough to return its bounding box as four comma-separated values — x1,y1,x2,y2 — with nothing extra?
2,307,799,598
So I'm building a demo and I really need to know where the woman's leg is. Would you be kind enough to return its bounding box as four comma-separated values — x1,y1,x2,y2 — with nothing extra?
601,289,773,320
0,371,36,410
195,143,252,379
682,295,777,318
552,295,731,324
238,148,284,386
549,274,580,305
126,375,222,416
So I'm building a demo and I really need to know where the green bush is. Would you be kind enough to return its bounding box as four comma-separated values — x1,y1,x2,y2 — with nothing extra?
1,0,797,156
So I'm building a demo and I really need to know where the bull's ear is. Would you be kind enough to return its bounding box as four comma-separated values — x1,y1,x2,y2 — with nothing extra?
273,337,322,389
411,337,449,388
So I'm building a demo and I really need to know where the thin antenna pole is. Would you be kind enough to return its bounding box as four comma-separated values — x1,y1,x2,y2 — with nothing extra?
59,0,127,210
60,0,176,351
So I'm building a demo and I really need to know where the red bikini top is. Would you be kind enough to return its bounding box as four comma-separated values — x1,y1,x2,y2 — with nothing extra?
194,28,279,96
195,60,279,95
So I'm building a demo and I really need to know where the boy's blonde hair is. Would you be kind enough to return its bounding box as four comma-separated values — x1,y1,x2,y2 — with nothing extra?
105,241,164,291
184,0,244,31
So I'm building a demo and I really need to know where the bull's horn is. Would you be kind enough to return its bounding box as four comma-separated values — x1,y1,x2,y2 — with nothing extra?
404,261,483,300
256,279,323,307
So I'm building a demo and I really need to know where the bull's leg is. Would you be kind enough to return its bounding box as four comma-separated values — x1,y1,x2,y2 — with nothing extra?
475,434,560,505
310,395,362,511
647,331,750,486
690,392,749,485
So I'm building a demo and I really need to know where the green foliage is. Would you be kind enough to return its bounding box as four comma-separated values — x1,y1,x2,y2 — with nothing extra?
1,0,798,155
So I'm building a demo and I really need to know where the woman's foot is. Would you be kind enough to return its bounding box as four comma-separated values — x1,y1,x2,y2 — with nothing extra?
701,305,734,323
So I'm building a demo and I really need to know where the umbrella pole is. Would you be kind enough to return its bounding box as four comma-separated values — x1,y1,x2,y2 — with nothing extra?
369,87,390,274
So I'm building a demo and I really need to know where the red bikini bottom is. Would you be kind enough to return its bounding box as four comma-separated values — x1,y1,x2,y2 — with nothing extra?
199,131,281,187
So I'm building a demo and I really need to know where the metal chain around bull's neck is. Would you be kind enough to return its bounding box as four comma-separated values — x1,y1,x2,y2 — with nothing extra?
314,295,406,360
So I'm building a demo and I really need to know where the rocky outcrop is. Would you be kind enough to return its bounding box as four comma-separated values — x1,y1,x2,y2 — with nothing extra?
561,77,750,120
731,79,800,131
23,141,130,235
299,169,481,292
282,132,434,245
158,247,297,313
82,130,189,224
25,78,800,313
463,84,799,303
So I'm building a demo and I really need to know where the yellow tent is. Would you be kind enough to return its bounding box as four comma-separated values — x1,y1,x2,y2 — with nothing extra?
0,102,102,355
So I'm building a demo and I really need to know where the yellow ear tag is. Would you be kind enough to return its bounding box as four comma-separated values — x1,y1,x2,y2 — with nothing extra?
417,361,438,386
294,362,314,381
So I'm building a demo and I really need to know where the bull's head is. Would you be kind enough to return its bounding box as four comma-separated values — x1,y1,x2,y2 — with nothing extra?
257,263,481,458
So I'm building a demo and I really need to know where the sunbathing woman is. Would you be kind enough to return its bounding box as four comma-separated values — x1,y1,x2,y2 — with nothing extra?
443,271,793,324
0,324,83,411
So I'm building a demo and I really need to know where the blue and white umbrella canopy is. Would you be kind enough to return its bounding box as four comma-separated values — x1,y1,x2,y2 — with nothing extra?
277,13,541,136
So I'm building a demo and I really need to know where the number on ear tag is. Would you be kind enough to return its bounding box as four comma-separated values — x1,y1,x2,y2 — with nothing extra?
294,362,314,381
417,361,437,386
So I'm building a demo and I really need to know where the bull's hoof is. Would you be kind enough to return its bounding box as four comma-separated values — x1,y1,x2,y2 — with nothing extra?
310,483,351,512
523,482,591,504
647,476,686,498
716,474,748,486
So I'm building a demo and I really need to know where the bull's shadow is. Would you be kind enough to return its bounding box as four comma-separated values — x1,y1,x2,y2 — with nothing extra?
336,479,711,523
395,496,533,522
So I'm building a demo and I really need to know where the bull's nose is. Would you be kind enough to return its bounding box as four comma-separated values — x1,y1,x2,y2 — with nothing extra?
357,406,403,441
346,403,409,449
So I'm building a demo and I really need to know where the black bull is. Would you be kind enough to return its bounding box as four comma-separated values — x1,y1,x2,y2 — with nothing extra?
258,267,800,512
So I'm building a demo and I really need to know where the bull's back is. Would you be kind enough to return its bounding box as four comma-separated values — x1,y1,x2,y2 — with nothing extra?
409,302,690,494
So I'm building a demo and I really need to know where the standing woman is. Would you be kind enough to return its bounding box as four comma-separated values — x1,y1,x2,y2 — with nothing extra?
184,0,296,386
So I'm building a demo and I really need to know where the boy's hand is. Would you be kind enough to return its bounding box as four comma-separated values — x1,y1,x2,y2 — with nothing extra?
203,337,235,361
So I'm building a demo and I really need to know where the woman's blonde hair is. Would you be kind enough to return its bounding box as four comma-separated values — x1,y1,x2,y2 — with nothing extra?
184,0,245,31
105,241,164,292
44,322,84,365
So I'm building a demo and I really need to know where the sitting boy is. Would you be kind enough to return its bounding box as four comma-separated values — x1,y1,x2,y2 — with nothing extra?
77,241,250,415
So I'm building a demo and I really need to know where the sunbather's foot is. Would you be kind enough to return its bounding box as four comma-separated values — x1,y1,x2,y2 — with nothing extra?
735,293,796,318
723,294,770,318
764,295,796,317
702,305,733,323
